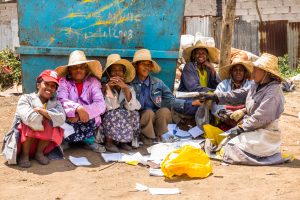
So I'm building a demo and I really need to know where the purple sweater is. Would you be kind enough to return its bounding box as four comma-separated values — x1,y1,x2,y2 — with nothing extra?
56,76,106,126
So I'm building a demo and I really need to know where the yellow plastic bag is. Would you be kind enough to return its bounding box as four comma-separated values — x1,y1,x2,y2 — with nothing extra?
203,124,225,146
161,145,212,178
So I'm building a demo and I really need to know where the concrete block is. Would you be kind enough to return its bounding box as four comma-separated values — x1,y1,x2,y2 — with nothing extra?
241,1,256,9
248,8,259,15
281,13,298,20
296,0,300,5
262,14,283,21
236,9,249,16
276,6,291,14
283,0,296,6
242,14,259,22
261,7,276,15
291,5,300,13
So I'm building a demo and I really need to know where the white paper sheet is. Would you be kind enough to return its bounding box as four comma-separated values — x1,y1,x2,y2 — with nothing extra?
60,123,75,138
149,168,164,177
188,126,204,138
122,152,147,165
68,156,91,166
148,188,181,195
174,129,191,138
101,153,123,162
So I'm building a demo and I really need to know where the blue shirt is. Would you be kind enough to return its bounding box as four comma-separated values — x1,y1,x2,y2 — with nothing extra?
138,76,157,111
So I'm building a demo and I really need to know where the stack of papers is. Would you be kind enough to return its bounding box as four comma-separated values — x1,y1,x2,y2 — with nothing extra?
68,156,91,166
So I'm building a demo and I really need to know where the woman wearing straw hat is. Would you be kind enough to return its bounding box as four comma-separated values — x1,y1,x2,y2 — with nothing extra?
209,56,254,130
55,50,106,153
101,54,141,152
199,53,290,165
175,40,221,117
131,49,202,144
2,70,65,168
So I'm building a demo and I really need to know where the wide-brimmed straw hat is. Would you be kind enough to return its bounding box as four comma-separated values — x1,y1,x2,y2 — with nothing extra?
253,53,284,81
55,50,102,79
103,54,136,83
132,49,161,73
219,57,254,80
183,40,220,63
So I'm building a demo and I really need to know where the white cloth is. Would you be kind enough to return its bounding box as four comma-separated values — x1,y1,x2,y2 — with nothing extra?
228,120,281,157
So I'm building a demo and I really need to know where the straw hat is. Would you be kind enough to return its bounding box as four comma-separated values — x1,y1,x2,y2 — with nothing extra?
253,53,284,81
55,50,102,79
132,49,161,73
219,57,254,80
183,40,220,64
103,54,136,83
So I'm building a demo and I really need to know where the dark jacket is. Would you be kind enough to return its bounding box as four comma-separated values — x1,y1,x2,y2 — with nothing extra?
178,62,221,92
131,76,185,111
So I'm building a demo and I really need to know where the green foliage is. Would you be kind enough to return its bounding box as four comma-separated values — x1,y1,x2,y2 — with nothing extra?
278,54,300,78
0,49,21,90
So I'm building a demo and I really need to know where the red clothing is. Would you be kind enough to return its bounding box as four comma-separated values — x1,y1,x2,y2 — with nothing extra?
17,120,64,157
75,82,83,96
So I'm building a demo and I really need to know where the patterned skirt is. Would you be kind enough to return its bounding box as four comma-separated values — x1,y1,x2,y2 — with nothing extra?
102,109,140,143
65,119,97,143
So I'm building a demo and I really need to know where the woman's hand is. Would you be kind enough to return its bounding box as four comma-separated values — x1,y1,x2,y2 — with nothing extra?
203,61,216,75
110,77,128,89
34,107,51,120
67,116,79,123
76,105,89,123
191,99,204,106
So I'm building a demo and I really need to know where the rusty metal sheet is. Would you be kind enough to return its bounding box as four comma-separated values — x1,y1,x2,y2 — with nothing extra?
287,22,300,69
259,20,288,57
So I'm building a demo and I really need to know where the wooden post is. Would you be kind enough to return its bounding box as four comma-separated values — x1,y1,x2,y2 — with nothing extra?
219,0,237,69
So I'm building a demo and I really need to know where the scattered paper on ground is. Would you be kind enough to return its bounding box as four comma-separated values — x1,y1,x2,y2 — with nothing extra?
69,156,91,166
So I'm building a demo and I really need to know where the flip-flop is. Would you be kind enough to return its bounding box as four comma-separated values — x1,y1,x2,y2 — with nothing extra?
84,143,106,153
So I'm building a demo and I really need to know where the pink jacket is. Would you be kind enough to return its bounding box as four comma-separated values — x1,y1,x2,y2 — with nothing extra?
56,76,106,126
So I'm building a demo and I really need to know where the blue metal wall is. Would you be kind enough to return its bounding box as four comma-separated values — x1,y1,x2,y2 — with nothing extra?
16,0,186,92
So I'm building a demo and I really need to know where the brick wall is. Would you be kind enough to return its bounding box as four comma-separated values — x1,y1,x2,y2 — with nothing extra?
236,0,300,22
184,0,300,22
184,0,217,16
0,3,19,50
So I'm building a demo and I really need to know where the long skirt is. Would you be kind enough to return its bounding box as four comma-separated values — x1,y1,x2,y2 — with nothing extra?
17,120,64,157
65,119,97,143
222,120,289,165
102,109,140,143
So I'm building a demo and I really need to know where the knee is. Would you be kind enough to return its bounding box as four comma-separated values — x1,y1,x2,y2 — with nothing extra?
155,107,171,120
141,109,155,120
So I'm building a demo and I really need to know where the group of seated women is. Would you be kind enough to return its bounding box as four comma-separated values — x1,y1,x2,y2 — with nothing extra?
2,40,288,167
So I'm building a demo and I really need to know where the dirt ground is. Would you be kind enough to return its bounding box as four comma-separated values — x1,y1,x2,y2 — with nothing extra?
0,83,300,200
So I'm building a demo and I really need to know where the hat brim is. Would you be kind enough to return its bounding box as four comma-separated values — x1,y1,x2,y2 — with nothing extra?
41,76,59,85
55,60,102,80
219,61,254,80
253,65,285,81
103,59,136,83
132,59,161,73
183,45,220,64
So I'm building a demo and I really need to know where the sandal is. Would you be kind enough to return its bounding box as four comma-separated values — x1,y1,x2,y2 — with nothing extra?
119,143,133,151
84,143,106,153
105,143,120,153
35,153,50,165
18,157,31,168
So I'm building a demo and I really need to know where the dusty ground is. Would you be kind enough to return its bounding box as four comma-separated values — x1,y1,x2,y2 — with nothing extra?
0,84,300,200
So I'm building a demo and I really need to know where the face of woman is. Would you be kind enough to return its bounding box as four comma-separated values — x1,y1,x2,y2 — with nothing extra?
136,61,153,79
231,64,246,83
109,64,125,79
252,67,266,83
69,64,88,83
193,48,208,64
37,81,57,100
